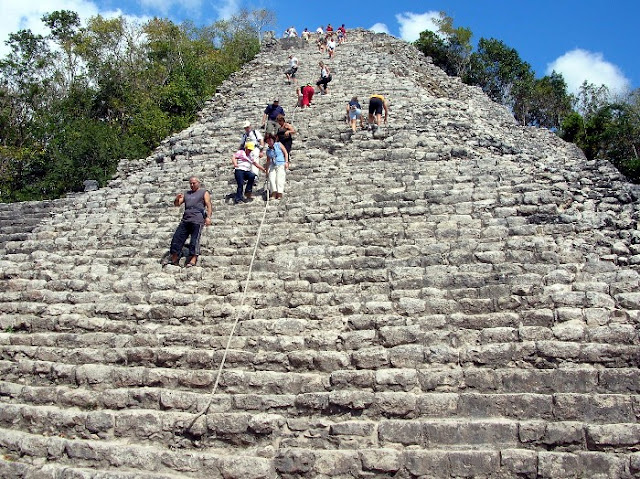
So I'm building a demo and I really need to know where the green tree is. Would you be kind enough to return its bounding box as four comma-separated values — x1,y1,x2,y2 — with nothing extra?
415,30,454,74
465,38,535,120
0,9,267,202
413,12,472,78
561,93,640,181
0,30,53,146
559,111,585,144
41,10,83,92
573,80,611,117
526,72,572,128
435,12,473,78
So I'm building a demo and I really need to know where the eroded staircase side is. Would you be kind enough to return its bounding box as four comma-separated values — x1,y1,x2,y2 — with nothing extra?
0,29,639,479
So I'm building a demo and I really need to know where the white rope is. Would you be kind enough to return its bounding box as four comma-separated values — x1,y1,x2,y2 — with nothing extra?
186,64,297,431
187,185,271,427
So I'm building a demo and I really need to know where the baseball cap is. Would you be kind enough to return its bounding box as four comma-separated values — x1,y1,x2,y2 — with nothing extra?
243,120,251,128
244,142,255,151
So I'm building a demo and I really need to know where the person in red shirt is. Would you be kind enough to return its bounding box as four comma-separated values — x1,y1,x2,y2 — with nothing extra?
301,83,315,108
337,24,346,44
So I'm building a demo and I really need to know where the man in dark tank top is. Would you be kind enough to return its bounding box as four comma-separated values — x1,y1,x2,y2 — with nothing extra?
168,176,212,267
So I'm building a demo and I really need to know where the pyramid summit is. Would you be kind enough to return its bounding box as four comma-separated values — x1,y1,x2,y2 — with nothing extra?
0,29,639,478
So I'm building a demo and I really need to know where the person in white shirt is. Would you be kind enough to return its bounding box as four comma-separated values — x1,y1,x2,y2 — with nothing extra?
327,36,336,59
239,120,264,176
285,55,299,85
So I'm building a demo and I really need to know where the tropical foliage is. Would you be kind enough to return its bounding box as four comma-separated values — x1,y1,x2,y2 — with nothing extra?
414,13,640,182
0,9,269,202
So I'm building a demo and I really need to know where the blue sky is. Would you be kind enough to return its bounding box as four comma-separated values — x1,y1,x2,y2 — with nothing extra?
2,0,637,97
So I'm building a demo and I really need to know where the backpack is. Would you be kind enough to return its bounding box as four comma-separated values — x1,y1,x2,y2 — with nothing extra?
241,129,257,148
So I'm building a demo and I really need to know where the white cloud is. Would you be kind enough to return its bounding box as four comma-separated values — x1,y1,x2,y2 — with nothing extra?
138,0,202,16
1,0,97,55
214,0,241,20
546,49,631,96
0,0,148,58
395,11,440,42
369,23,390,34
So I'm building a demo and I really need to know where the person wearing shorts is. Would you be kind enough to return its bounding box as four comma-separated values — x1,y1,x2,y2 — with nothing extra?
316,62,332,94
368,94,389,131
285,55,298,84
346,96,364,132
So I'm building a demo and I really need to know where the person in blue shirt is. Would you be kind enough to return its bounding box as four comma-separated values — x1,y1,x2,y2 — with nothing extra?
346,96,364,133
261,98,285,135
264,133,289,200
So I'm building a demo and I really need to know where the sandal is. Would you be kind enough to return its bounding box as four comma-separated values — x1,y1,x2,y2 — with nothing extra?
185,257,197,268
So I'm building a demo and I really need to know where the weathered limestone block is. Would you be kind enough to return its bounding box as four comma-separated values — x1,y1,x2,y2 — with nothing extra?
360,448,403,472
217,456,274,479
352,347,390,369
274,449,315,474
448,450,501,477
313,450,361,477
374,392,417,417
405,450,450,476
500,448,538,478
248,413,285,434
554,393,636,422
538,452,579,479
329,390,375,410
585,424,640,448
375,369,418,392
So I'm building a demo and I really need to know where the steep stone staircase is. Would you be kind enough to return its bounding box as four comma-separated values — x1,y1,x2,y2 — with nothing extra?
0,30,639,478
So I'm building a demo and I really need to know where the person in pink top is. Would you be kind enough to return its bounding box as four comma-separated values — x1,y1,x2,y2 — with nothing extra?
232,142,266,204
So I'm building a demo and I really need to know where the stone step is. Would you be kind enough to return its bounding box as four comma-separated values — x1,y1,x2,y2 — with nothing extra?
0,443,635,479
2,379,638,423
2,349,639,396
0,459,184,479
0,317,635,356
1,401,639,455
1,330,638,372
0,428,273,479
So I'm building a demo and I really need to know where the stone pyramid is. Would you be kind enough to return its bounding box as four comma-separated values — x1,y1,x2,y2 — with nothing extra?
1,29,639,478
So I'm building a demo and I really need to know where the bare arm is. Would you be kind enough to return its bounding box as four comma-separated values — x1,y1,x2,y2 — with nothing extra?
252,158,267,173
204,192,212,225
280,143,289,168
